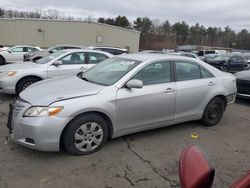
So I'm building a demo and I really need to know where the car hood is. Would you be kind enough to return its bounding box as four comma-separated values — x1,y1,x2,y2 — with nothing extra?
20,76,105,105
0,62,41,71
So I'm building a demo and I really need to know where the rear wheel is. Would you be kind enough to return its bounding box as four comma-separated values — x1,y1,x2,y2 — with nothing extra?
16,77,41,94
62,114,108,155
0,55,5,65
202,97,225,126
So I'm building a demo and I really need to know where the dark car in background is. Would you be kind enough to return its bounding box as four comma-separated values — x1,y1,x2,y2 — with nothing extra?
235,70,250,99
24,45,85,62
205,54,232,71
224,54,250,73
88,46,128,55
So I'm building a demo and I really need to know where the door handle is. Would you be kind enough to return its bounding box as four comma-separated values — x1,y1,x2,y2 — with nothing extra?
208,82,216,86
164,88,175,93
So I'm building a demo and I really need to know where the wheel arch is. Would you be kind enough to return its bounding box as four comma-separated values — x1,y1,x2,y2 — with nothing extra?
15,75,43,93
0,54,6,62
212,94,227,109
59,111,114,150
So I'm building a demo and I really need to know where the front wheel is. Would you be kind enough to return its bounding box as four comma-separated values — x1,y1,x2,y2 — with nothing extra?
201,97,225,126
16,77,41,94
62,114,108,155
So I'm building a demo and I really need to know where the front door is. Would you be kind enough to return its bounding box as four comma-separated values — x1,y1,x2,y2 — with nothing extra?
116,61,176,132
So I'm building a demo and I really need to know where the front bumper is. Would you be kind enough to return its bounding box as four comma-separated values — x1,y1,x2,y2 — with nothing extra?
0,77,16,94
9,99,72,152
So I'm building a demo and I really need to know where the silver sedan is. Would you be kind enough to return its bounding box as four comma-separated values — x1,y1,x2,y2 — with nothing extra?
0,49,113,94
8,53,237,155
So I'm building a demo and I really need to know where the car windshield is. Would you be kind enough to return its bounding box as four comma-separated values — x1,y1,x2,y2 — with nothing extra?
81,57,142,86
35,51,65,64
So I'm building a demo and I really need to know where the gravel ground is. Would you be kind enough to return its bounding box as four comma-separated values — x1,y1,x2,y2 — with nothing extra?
0,93,249,188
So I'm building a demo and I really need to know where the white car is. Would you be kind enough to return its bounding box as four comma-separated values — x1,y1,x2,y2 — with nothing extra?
0,49,113,94
0,45,42,65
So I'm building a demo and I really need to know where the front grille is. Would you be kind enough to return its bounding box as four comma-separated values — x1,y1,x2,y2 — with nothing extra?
237,80,250,95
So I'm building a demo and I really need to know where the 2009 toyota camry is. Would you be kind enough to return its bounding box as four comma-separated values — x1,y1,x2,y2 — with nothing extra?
8,53,236,155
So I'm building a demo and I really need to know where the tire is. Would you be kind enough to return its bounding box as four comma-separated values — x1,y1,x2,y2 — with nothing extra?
16,77,41,94
0,55,5,65
62,114,108,155
201,97,225,126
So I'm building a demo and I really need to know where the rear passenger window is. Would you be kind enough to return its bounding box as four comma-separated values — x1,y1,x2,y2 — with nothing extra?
131,61,171,85
175,61,201,81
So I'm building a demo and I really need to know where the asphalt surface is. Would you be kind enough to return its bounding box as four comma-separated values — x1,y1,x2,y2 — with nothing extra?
0,93,249,188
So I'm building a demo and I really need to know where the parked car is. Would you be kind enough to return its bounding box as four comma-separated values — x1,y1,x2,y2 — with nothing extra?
0,45,42,65
224,54,250,73
170,52,199,59
203,54,219,63
0,49,112,94
24,45,86,62
234,70,250,99
205,54,233,71
88,46,128,55
7,53,236,155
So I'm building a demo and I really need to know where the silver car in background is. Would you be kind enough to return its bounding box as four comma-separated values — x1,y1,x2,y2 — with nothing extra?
0,45,42,65
8,54,236,155
0,49,113,94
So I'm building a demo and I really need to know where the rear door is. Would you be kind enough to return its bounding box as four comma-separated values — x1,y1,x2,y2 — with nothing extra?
47,52,88,78
174,60,216,120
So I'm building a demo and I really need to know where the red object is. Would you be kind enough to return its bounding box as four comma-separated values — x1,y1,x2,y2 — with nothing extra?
231,171,250,188
179,145,215,188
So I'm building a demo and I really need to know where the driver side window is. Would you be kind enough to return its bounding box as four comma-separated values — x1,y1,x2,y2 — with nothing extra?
131,61,171,85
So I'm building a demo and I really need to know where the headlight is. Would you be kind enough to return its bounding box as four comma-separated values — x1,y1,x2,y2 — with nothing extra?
24,106,64,117
0,71,17,77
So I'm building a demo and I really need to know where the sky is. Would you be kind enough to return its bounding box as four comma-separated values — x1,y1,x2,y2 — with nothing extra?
1,0,250,31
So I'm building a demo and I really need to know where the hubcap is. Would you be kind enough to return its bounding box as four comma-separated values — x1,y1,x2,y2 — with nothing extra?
22,82,34,90
74,122,103,152
208,103,220,119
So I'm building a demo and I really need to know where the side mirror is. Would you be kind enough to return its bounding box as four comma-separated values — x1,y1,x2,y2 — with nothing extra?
126,79,143,89
247,60,250,64
49,50,54,54
179,145,215,188
52,60,62,66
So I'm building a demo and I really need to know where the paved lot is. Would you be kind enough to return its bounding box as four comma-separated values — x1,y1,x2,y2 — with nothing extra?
0,93,249,188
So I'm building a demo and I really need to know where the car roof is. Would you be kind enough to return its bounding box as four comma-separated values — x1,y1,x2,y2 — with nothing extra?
90,46,127,51
62,49,113,57
118,53,194,62
12,45,40,48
